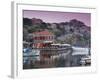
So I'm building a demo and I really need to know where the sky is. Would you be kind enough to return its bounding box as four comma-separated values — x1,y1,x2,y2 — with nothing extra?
23,10,91,26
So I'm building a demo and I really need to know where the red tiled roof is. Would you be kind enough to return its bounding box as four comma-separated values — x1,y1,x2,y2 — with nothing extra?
33,30,53,35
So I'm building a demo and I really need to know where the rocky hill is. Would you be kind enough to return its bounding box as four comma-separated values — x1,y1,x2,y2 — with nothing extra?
23,18,91,47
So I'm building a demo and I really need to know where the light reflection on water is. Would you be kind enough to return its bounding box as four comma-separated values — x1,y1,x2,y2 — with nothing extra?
23,47,91,69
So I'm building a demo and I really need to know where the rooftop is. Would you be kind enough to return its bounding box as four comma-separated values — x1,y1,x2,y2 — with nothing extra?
33,30,53,35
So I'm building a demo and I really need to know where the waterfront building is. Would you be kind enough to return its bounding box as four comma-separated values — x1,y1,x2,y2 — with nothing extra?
33,30,55,43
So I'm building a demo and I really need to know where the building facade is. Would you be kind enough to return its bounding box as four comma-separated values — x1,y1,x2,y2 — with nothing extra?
33,30,55,44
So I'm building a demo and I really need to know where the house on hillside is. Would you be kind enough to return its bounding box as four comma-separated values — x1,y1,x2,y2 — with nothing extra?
33,30,55,43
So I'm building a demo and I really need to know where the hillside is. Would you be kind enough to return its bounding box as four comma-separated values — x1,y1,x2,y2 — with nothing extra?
23,18,91,47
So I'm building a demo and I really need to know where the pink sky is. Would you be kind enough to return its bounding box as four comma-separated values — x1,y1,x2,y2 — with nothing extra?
23,10,91,26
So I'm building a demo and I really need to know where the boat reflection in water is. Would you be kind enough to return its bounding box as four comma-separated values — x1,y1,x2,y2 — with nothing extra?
23,41,91,69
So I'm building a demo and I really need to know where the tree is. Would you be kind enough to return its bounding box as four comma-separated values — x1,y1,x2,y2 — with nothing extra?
23,28,28,41
40,22,47,29
23,18,32,26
